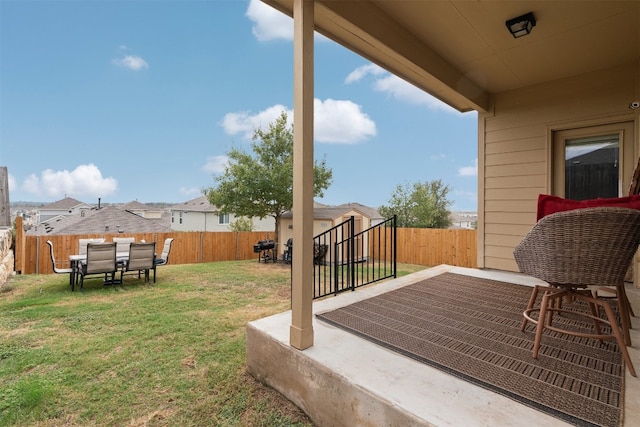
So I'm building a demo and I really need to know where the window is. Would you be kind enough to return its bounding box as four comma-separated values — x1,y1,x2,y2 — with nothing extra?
218,213,230,225
564,134,619,199
179,211,183,224
553,122,634,200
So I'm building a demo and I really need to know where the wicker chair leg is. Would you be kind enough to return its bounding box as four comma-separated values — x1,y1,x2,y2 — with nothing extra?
595,285,633,346
533,291,551,359
616,285,632,346
601,301,636,377
586,301,604,344
521,286,540,331
617,283,633,332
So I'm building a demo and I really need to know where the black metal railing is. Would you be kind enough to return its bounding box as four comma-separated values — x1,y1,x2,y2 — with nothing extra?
312,215,396,299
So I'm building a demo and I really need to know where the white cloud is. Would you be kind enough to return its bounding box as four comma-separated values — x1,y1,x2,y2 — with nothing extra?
203,155,229,174
20,164,118,199
113,54,149,71
245,0,327,42
112,47,148,71
179,186,202,197
345,64,387,84
458,158,478,177
246,0,293,41
347,63,458,112
221,104,292,140
314,99,376,144
221,100,376,144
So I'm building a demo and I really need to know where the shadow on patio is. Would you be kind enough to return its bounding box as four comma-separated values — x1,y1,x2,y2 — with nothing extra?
247,265,640,427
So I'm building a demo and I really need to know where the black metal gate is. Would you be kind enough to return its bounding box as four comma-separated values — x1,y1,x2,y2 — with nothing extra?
311,215,396,299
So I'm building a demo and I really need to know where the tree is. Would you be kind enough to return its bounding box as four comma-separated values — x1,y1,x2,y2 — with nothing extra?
229,217,253,232
206,111,333,245
379,180,452,228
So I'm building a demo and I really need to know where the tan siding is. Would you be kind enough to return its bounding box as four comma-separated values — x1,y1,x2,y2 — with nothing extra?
484,188,545,201
485,137,546,155
485,234,524,248
485,149,546,166
484,124,546,143
484,256,518,272
485,175,546,189
484,223,535,237
484,212,532,225
485,200,534,212
485,186,546,203
485,162,546,177
479,63,639,272
484,245,517,259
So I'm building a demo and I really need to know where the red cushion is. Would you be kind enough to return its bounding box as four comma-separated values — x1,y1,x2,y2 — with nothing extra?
536,194,640,221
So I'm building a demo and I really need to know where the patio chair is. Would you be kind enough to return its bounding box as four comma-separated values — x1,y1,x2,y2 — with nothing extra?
76,242,118,291
154,238,174,268
122,242,156,284
112,237,135,253
78,238,105,255
514,207,640,377
46,240,74,286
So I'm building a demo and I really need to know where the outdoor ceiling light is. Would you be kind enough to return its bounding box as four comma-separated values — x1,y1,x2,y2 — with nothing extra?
506,12,536,38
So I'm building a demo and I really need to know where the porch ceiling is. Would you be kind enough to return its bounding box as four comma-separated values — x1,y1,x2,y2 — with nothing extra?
261,0,640,113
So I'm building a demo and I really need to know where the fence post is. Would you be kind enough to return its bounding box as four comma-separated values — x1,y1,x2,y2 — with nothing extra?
35,236,40,274
14,216,24,274
235,232,239,261
200,232,203,264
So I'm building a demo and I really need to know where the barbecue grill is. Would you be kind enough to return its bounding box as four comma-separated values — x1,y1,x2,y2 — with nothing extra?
283,238,293,263
253,239,276,263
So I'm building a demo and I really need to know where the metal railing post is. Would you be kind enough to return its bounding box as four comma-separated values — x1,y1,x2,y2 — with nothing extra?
393,215,397,278
349,216,355,291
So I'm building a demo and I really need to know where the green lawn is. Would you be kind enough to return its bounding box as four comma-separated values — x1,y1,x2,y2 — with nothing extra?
0,260,426,426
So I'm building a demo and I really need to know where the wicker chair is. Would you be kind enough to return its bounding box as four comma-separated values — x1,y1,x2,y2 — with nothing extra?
514,207,640,377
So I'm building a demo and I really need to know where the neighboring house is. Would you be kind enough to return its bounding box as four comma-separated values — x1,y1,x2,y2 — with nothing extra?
279,202,379,261
449,212,478,229
37,197,93,223
169,195,275,232
120,200,165,220
26,205,172,236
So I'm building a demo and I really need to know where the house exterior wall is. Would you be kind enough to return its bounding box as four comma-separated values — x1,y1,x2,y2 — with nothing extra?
171,210,275,232
39,205,92,223
251,216,277,232
129,209,163,219
279,210,371,260
279,217,334,257
478,62,639,273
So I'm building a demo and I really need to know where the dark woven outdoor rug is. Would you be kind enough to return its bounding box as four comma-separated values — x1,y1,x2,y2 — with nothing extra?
316,272,625,427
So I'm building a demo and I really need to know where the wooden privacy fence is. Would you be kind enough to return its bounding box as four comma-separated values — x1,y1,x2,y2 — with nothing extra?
14,217,275,275
396,227,477,268
370,227,477,269
14,217,477,274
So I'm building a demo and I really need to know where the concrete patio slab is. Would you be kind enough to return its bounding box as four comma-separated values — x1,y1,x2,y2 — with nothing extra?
247,265,640,426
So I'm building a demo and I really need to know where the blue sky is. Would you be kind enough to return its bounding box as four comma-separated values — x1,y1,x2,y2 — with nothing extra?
1,0,478,211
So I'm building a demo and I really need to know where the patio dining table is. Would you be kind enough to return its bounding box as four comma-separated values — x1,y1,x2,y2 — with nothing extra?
68,252,130,286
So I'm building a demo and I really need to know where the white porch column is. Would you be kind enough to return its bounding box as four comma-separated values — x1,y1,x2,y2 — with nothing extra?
290,0,315,350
